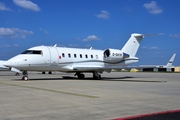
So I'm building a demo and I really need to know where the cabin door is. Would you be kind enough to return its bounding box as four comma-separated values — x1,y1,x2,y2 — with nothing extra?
49,47,59,66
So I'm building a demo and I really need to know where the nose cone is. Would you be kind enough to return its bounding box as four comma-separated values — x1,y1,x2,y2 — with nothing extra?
3,60,13,67
4,55,29,70
3,56,21,68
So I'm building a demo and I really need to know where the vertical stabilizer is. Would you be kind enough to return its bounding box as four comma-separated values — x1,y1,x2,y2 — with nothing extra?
121,33,144,57
166,54,176,67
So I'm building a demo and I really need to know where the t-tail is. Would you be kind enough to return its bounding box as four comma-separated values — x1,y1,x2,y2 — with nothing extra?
121,33,161,57
121,33,145,57
166,53,176,67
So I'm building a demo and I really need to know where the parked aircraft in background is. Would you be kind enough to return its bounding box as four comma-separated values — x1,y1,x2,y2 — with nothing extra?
139,53,176,68
0,60,22,75
4,33,158,80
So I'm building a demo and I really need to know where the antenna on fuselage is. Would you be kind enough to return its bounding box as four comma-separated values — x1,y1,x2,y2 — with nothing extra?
53,44,57,47
90,47,92,50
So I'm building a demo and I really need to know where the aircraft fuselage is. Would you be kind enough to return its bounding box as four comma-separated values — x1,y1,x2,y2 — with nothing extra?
4,46,139,72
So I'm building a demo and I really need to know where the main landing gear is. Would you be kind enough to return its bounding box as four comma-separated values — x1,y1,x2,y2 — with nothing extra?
42,71,52,74
93,71,101,80
74,71,101,80
74,72,85,79
22,70,29,81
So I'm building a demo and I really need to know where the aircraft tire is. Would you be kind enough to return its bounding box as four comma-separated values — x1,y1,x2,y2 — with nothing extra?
24,76,28,81
93,74,101,80
78,74,85,79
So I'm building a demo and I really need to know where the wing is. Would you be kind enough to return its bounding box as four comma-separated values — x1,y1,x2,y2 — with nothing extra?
72,65,104,72
72,65,137,73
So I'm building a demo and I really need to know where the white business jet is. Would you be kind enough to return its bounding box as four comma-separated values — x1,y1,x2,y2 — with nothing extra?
4,33,155,80
0,60,22,75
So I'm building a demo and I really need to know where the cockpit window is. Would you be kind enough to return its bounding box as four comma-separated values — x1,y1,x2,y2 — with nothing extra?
21,50,42,55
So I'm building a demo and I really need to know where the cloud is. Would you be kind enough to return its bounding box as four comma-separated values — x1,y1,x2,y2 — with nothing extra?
82,35,101,42
169,34,180,38
0,44,10,47
142,46,159,50
141,46,148,49
0,2,11,11
39,28,49,34
150,46,158,49
68,44,80,47
143,1,163,14
13,44,19,47
155,52,161,54
13,0,40,11
0,28,33,39
122,7,132,12
0,44,19,47
95,10,110,19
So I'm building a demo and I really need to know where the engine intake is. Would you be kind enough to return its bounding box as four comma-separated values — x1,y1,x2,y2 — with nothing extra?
103,49,129,63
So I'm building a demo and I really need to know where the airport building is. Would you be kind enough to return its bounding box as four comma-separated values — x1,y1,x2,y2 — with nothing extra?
142,68,175,72
175,66,180,72
136,66,180,72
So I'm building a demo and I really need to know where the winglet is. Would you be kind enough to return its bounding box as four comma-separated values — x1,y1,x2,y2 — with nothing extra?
53,44,57,47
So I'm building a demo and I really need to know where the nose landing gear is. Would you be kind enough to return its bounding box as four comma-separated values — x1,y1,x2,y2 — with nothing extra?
22,71,29,81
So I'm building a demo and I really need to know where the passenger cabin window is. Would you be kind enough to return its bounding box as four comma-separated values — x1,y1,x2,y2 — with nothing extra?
96,55,98,59
80,54,82,58
91,55,93,59
68,53,71,58
74,54,77,58
21,50,42,55
85,54,88,58
62,53,65,57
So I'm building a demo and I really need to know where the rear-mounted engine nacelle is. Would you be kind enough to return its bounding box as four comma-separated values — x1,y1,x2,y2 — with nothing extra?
103,49,129,63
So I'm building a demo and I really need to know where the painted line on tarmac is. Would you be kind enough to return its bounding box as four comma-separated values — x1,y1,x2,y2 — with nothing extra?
0,82,99,98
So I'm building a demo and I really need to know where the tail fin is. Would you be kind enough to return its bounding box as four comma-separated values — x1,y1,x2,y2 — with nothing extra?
121,33,162,57
166,54,176,67
121,33,144,57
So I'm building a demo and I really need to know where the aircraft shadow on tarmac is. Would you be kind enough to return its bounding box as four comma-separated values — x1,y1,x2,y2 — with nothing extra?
62,76,166,82
12,76,166,83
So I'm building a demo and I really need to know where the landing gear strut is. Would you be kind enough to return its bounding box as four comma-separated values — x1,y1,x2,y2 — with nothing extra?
74,72,85,79
93,71,101,80
22,70,29,81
